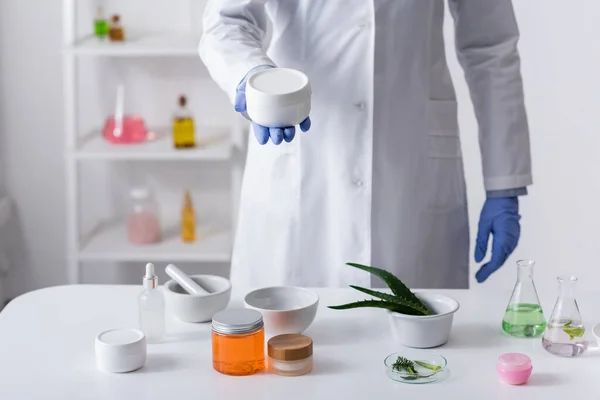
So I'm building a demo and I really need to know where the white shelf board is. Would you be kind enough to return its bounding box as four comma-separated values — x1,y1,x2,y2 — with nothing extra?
79,221,232,263
65,33,200,57
73,128,232,161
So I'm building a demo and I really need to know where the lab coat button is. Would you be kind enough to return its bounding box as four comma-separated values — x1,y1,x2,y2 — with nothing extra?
354,102,366,109
354,179,364,187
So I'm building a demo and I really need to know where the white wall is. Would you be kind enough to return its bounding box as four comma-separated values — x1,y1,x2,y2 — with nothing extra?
0,0,598,297
0,0,66,297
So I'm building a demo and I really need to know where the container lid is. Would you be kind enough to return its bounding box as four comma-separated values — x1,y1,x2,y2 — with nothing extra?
212,309,263,335
130,187,150,200
268,334,313,361
95,328,146,354
497,353,532,372
246,68,311,107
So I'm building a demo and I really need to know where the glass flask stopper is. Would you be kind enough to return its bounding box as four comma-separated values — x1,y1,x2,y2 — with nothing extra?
502,260,546,338
542,276,588,357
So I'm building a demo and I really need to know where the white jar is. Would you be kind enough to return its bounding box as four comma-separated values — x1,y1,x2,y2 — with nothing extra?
95,328,147,373
245,68,311,127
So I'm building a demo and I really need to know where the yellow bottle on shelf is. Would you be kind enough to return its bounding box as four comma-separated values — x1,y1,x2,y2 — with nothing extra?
173,95,196,148
181,191,196,243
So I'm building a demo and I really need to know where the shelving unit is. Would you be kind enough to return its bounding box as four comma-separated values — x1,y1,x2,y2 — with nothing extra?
62,0,241,284
79,220,231,263
73,127,232,161
66,32,201,57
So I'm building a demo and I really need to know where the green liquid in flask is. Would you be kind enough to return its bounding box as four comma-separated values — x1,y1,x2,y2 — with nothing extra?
95,20,109,38
502,303,546,338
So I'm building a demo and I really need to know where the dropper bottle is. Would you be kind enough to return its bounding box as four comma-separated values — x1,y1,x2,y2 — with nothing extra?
138,263,165,343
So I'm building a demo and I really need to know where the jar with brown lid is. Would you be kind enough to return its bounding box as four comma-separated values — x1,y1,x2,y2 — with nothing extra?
267,334,313,376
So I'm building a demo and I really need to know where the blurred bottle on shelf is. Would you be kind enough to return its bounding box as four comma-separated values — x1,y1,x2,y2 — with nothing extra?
103,85,149,144
109,14,125,42
128,187,161,245
103,115,148,144
173,95,196,149
94,7,109,39
181,191,196,243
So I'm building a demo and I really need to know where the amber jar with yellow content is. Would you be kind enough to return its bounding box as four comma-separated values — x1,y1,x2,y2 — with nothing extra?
212,309,265,376
180,191,195,243
268,334,313,376
108,14,125,42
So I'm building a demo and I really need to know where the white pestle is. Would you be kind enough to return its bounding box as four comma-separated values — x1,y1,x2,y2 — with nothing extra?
165,264,210,296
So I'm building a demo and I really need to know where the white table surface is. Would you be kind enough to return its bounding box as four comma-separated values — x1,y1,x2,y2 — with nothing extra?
0,284,599,399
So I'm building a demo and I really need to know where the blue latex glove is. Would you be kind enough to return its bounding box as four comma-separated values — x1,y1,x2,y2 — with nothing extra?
475,197,521,283
234,66,311,145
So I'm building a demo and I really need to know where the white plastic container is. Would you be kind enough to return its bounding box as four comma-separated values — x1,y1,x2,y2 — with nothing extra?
387,293,459,348
245,68,311,127
95,328,147,373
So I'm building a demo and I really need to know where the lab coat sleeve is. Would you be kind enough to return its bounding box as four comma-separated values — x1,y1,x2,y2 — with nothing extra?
199,0,276,104
448,0,532,191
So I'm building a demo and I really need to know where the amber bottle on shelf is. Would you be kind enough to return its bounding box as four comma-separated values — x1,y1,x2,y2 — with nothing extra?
109,14,125,42
181,191,196,243
173,95,196,148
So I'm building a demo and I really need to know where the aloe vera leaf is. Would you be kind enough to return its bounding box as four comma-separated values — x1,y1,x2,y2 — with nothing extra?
561,320,584,340
414,361,442,371
346,263,432,313
327,300,424,315
563,327,585,339
349,285,430,315
401,372,439,380
405,372,439,380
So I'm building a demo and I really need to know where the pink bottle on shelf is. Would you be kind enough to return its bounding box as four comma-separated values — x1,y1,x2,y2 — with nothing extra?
103,115,148,144
127,188,161,245
497,353,532,385
102,84,149,144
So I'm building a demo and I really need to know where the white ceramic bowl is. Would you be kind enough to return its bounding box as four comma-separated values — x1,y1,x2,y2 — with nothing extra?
95,328,146,373
387,292,459,348
244,287,319,336
245,68,311,127
164,275,231,323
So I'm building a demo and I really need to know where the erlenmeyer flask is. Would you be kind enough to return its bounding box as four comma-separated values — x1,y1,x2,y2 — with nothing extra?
502,260,546,338
542,276,588,357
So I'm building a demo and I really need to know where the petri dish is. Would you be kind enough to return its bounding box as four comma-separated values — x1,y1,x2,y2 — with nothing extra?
384,350,448,384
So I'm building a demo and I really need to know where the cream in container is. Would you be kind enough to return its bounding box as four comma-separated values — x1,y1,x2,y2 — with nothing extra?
268,334,313,376
245,68,311,128
497,353,532,385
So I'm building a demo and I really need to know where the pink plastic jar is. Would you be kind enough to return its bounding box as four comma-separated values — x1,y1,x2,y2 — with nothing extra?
127,188,161,245
497,353,532,385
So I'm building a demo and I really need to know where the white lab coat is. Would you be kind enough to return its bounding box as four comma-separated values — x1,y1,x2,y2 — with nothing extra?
199,0,532,289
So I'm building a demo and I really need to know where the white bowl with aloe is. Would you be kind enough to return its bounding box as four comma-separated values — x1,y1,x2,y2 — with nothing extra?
329,263,460,348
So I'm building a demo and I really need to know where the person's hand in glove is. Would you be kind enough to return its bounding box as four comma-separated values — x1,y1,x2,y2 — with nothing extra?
475,197,521,283
234,65,311,145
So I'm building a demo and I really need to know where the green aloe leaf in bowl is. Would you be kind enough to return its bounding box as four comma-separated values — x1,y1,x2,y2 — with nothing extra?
328,263,433,316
